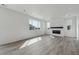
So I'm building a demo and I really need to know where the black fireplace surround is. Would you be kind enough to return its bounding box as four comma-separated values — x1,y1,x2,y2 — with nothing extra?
52,30,61,34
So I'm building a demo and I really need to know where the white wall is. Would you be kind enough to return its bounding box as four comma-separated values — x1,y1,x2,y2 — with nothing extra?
77,16,79,38
0,7,46,45
64,16,77,37
46,16,77,37
46,18,65,35
50,19,64,27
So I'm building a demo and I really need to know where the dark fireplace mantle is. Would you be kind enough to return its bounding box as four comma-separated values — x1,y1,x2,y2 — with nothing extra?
50,27,63,29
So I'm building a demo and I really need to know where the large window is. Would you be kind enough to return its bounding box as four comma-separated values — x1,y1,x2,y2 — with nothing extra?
29,19,40,30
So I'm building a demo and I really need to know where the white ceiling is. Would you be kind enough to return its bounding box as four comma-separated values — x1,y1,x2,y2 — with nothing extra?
1,4,79,21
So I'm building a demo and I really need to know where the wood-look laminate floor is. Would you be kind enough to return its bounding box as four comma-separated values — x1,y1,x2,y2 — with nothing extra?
0,35,79,55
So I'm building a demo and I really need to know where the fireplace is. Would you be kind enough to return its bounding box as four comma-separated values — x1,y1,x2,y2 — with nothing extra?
52,30,61,34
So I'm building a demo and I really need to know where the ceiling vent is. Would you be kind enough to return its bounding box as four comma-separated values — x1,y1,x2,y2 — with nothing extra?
1,4,7,7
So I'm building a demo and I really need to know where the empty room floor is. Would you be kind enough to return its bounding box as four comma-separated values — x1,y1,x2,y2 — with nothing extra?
0,35,79,55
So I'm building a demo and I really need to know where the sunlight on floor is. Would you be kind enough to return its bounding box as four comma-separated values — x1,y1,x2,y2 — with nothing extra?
19,37,42,49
